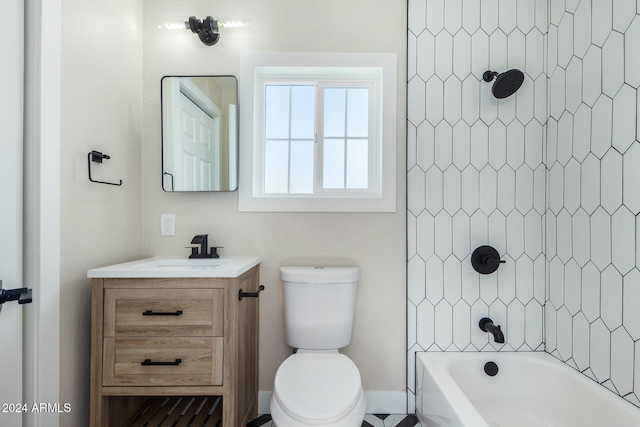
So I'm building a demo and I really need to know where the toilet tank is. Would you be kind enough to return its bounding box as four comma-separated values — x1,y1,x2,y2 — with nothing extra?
280,266,360,350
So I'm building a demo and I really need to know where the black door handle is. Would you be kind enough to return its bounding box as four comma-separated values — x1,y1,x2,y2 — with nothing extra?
0,287,33,305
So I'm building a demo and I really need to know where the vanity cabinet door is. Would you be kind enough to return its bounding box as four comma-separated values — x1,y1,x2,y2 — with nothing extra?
104,288,224,337
102,336,224,386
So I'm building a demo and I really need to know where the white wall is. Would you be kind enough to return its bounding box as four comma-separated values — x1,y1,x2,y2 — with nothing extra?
142,0,407,409
59,0,143,424
406,0,548,412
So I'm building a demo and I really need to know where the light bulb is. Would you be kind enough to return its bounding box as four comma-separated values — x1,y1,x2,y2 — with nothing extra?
161,22,185,31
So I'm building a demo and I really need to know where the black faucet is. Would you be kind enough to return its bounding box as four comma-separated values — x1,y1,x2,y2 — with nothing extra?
187,234,221,258
479,317,505,343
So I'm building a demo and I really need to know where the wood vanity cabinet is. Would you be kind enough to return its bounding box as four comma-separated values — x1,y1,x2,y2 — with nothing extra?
89,265,260,427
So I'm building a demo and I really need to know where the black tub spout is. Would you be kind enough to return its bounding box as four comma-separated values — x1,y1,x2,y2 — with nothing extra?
479,317,505,343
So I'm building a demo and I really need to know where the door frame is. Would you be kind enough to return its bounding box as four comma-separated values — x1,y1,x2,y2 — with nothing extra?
1,0,25,423
23,0,61,425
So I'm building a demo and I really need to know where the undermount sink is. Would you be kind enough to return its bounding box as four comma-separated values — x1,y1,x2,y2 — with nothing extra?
87,256,261,278
133,259,227,269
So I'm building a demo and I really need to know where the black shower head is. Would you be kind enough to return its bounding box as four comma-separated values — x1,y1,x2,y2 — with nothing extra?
483,69,525,99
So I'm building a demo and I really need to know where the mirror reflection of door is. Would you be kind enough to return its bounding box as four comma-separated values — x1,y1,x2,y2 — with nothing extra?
162,76,238,192
176,84,221,191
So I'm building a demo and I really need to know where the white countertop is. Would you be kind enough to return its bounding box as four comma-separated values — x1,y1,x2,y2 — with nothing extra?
87,256,261,278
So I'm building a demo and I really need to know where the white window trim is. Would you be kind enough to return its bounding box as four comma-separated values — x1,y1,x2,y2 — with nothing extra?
239,51,397,212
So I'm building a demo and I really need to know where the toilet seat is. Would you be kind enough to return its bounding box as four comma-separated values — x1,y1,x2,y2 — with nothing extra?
273,353,363,424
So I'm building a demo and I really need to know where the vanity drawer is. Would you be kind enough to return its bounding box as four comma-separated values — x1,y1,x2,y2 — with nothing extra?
102,337,224,386
104,288,223,337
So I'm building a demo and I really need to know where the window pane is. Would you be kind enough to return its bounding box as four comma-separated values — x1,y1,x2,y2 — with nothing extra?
323,88,346,137
265,85,290,139
290,140,314,193
323,138,345,189
346,139,368,189
291,86,315,139
264,140,289,193
347,88,369,138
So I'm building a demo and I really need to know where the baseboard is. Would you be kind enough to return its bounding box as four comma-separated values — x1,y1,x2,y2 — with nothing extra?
258,391,407,415
364,391,407,413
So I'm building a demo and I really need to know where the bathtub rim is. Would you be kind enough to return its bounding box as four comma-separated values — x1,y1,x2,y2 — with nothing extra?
416,352,490,427
415,351,640,427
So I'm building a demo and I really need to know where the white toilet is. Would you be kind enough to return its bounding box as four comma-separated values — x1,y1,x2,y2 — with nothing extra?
270,266,366,427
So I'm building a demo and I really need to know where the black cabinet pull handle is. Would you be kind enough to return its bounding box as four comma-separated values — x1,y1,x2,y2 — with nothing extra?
142,310,183,316
238,285,265,301
141,358,182,366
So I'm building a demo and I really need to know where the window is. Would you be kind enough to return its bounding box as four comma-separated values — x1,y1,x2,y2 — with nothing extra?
262,82,376,195
239,52,397,212
263,84,317,194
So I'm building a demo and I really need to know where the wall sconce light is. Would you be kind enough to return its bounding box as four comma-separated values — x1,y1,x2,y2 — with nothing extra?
185,16,220,46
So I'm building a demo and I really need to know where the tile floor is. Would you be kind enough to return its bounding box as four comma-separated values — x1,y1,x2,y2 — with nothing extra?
251,414,420,427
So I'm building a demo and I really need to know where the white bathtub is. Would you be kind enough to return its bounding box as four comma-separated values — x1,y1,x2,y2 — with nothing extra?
416,351,640,427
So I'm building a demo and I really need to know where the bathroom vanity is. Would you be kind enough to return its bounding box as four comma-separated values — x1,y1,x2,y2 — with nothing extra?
88,257,261,427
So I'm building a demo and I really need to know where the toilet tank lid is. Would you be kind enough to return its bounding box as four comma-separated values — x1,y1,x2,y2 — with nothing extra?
280,266,360,283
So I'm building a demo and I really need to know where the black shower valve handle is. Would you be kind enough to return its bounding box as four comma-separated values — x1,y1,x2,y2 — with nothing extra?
482,254,506,267
471,245,505,274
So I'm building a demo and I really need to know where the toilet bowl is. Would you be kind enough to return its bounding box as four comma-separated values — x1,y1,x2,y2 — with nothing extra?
270,266,366,427
270,351,366,427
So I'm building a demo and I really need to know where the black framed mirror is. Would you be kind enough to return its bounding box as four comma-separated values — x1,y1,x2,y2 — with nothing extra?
161,75,238,192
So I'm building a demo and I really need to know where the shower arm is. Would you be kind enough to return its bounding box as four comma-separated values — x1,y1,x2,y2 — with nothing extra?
483,71,499,82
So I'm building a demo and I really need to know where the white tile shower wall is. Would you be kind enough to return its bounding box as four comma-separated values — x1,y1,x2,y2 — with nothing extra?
406,0,547,410
545,1,640,407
